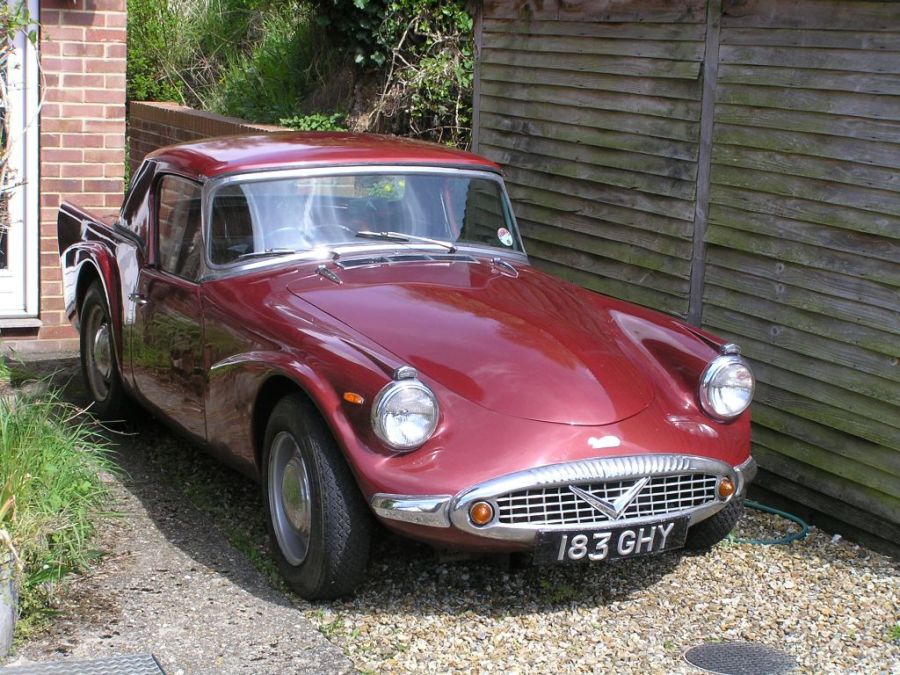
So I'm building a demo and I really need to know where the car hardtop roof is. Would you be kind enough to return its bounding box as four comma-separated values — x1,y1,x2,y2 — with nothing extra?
147,131,501,179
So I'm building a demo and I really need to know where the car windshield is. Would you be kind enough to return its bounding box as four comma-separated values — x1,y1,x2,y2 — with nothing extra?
206,172,522,265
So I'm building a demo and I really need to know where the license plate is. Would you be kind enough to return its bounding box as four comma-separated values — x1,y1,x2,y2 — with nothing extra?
533,517,689,565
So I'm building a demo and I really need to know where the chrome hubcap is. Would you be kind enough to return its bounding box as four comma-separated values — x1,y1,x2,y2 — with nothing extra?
268,431,312,566
282,457,311,533
93,323,111,379
84,304,111,400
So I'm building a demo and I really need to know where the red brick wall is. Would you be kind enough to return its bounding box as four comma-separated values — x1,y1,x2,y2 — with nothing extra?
1,0,127,356
128,101,285,178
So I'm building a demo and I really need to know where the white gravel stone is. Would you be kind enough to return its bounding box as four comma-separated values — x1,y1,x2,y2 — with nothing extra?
309,509,899,674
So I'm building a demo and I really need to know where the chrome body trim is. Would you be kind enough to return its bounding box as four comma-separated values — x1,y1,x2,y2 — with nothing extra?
393,366,417,380
370,494,452,527
449,455,740,542
316,264,342,285
734,455,757,494
369,454,756,545
490,257,519,277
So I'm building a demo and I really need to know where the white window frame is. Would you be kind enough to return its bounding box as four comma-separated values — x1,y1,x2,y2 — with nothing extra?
0,0,40,324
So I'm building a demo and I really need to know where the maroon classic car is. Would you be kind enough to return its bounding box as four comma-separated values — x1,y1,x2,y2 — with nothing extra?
58,133,755,599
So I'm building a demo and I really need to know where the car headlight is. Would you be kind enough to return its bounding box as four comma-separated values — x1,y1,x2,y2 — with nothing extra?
699,349,754,421
372,372,439,451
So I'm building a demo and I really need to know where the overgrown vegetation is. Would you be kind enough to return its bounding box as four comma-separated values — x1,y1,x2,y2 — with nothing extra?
316,0,474,145
0,361,113,633
129,0,330,123
127,0,474,146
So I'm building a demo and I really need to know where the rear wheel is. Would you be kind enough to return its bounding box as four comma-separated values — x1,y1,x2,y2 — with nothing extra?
80,282,125,420
685,497,744,550
262,394,371,599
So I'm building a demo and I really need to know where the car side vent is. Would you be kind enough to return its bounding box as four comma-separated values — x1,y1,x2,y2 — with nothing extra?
337,253,477,269
337,256,391,269
428,254,477,263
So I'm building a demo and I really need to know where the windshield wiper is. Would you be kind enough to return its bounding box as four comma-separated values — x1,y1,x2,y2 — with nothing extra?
356,230,456,253
236,248,296,261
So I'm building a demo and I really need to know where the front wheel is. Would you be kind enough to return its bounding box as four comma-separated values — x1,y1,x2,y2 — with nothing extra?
262,394,371,600
80,282,125,420
685,497,744,550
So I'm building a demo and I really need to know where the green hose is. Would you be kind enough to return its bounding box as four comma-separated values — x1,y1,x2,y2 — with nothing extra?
730,499,810,546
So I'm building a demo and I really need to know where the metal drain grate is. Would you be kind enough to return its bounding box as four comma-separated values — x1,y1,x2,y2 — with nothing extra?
0,654,165,675
684,641,795,675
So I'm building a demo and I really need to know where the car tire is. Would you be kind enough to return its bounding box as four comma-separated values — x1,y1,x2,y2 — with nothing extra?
262,393,371,600
80,282,126,420
684,497,744,550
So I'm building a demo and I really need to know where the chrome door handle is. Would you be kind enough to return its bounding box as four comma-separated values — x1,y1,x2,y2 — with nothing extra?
128,292,148,306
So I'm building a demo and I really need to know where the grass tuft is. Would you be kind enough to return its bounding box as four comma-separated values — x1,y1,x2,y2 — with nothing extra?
0,365,113,631
889,622,900,644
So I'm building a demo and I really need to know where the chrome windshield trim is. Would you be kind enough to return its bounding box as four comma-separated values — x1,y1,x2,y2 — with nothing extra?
449,455,742,543
370,494,451,528
198,243,528,282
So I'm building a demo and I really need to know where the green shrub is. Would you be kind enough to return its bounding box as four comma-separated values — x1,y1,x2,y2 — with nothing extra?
127,0,328,124
279,112,347,131
126,0,185,103
314,0,474,146
126,0,475,146
316,0,470,68
0,372,113,628
209,2,326,124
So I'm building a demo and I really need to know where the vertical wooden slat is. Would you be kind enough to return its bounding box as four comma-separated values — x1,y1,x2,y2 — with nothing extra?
687,0,721,325
472,0,484,154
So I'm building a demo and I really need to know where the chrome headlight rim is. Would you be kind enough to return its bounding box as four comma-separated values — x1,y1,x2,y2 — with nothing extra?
699,354,754,421
371,378,439,451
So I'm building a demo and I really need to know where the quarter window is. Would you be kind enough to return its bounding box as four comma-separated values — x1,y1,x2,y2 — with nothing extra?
157,176,203,279
119,160,155,242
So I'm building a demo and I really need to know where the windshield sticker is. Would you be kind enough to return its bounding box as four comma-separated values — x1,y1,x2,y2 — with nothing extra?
497,227,513,247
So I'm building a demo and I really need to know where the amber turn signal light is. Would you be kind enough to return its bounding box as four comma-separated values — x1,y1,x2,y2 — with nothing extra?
469,501,494,526
343,392,365,405
717,478,735,499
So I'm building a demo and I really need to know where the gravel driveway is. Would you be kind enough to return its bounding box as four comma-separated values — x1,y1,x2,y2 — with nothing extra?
6,357,900,674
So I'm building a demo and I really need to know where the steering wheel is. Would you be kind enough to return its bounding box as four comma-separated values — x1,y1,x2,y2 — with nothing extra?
315,223,360,244
264,226,305,250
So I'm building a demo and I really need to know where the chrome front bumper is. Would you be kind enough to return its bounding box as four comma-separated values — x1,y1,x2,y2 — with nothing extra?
370,454,757,544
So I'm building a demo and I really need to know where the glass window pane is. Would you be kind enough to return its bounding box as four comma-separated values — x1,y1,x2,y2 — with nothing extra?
157,176,203,279
208,172,521,264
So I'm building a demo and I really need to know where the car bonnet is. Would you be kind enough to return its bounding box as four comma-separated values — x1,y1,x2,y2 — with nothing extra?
288,257,655,425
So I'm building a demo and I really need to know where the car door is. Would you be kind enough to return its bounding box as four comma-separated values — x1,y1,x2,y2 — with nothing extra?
130,174,207,442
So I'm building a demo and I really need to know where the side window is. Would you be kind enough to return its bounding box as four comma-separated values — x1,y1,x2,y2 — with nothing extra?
157,176,203,280
119,160,155,242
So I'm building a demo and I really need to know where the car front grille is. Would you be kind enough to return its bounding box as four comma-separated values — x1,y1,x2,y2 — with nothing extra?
494,473,718,526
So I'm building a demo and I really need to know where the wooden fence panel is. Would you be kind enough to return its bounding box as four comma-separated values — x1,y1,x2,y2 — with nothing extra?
474,0,900,554
477,1,707,318
703,0,900,550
